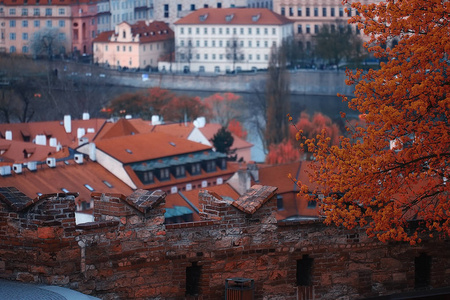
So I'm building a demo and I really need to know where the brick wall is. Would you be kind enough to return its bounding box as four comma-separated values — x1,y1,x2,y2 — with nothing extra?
0,186,449,299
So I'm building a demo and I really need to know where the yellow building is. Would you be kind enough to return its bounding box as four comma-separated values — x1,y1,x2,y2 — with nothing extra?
93,20,174,69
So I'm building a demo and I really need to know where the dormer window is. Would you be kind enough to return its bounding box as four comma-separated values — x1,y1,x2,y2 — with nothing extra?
137,171,154,184
174,165,185,178
252,14,261,22
123,30,126,38
199,13,208,22
159,168,170,181
225,14,234,22
190,163,201,175
204,160,216,173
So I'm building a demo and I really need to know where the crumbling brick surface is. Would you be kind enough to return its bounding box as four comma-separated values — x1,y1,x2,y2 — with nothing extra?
0,186,449,300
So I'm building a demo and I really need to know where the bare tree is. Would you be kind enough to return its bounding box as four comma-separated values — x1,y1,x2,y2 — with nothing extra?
226,36,244,73
177,39,195,72
30,28,66,60
264,44,290,149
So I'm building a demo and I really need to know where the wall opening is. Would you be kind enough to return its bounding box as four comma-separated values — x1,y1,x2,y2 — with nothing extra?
186,262,201,296
415,253,431,289
297,254,313,286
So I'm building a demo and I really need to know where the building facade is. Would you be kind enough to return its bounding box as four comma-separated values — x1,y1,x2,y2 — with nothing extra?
170,8,293,74
272,0,379,49
93,20,173,69
0,0,73,55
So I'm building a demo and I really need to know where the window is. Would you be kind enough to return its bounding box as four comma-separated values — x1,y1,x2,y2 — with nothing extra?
289,7,293,16
22,8,28,16
256,28,260,35
196,27,200,34
248,54,252,60
174,166,185,178
212,28,215,34
281,7,285,16
297,255,313,286
191,163,201,175
188,27,192,34
339,7,344,17
9,33,16,40
314,7,318,16
22,33,28,40
297,25,302,34
59,20,65,27
196,40,200,46
323,7,327,16
45,8,52,16
226,28,229,34
123,46,126,51
34,8,40,16
160,168,170,180
196,54,200,60
297,7,302,16
219,40,223,47
256,41,260,47
272,28,276,35
306,25,310,34
248,40,252,47
204,40,207,47
59,8,65,15
248,28,252,35
180,27,184,34
190,4,195,11
307,199,317,208
84,184,94,192
415,253,431,289
186,263,201,296
306,7,310,16
129,46,132,51
212,40,216,47
219,28,223,34
9,46,16,53
204,160,216,172
204,53,208,60
204,27,208,34
331,7,335,17
9,8,16,15
314,25,319,34
264,28,268,35
9,20,15,28
59,33,65,40
46,20,52,27
22,46,29,53
177,4,182,11
347,8,352,17
34,20,40,27
164,4,169,18
117,46,120,51
277,195,283,210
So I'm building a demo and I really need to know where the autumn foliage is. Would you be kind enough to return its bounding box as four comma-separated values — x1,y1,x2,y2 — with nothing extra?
265,139,300,165
203,93,241,127
227,119,247,140
294,0,450,244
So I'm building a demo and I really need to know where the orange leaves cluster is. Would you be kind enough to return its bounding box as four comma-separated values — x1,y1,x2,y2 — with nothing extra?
295,0,450,244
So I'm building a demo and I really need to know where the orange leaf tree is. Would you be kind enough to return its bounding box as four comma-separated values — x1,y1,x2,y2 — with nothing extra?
295,0,450,244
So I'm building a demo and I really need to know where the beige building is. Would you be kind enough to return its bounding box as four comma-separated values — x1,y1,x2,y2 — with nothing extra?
272,0,379,49
167,8,293,74
0,0,73,55
93,20,174,69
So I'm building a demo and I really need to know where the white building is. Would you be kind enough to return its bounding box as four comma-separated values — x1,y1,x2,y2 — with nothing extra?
169,8,293,74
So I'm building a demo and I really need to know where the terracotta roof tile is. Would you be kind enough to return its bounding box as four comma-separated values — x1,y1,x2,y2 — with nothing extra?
0,139,57,163
123,189,166,214
93,21,174,44
231,184,277,214
175,8,294,26
95,132,212,164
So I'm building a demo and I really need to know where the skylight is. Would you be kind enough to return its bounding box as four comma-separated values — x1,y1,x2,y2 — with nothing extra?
84,184,94,192
61,188,69,193
125,149,133,154
103,180,113,188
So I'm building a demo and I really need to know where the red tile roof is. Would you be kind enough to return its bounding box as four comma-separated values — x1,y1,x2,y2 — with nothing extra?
0,118,107,148
95,132,212,164
175,8,294,26
0,0,100,5
199,123,253,150
0,160,133,205
93,21,174,44
0,139,57,163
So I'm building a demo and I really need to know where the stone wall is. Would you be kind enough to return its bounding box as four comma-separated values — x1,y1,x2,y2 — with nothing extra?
0,186,449,300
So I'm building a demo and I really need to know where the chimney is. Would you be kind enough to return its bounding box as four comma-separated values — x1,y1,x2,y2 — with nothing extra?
89,143,96,161
64,115,72,133
247,162,259,182
35,134,46,146
77,127,86,139
82,112,90,120
227,167,251,195
151,115,162,125
193,117,206,128
49,137,57,147
5,130,12,140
